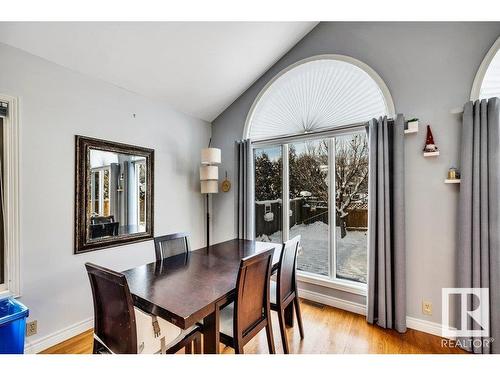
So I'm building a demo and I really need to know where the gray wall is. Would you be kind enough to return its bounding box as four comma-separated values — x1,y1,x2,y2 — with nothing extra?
211,22,500,324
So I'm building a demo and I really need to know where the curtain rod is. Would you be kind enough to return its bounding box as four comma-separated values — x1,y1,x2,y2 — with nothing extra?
250,119,396,146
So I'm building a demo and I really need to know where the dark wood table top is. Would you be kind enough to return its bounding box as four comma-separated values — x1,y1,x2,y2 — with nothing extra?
122,239,281,329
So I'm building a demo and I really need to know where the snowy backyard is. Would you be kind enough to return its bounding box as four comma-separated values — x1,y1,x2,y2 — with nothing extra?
258,221,367,283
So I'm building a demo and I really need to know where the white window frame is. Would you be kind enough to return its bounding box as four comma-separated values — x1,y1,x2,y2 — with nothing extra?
90,166,110,217
135,160,147,229
0,94,21,299
251,125,368,296
470,35,500,100
246,55,393,296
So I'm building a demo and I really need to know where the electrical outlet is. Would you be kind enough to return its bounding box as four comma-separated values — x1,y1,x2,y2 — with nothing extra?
26,320,37,337
422,301,432,316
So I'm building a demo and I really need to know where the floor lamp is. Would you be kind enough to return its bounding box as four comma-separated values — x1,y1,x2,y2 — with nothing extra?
200,147,220,249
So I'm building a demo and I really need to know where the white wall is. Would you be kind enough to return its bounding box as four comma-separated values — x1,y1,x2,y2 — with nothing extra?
0,42,211,351
211,22,500,325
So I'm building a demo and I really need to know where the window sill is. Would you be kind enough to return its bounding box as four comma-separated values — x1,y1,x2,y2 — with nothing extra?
0,289,12,300
296,272,367,296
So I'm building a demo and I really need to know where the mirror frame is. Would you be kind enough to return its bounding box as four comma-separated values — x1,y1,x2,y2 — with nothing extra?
74,135,154,254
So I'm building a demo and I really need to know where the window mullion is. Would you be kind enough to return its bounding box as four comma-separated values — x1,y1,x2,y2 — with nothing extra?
328,138,336,280
282,144,290,242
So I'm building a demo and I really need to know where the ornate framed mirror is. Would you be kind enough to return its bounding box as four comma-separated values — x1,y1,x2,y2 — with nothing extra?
74,136,154,254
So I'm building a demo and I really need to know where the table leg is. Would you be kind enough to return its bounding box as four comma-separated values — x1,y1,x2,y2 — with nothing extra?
285,300,294,327
203,308,220,354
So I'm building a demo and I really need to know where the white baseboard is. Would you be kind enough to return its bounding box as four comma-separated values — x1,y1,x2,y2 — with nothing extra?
406,316,445,338
298,288,366,316
24,317,93,354
299,288,447,339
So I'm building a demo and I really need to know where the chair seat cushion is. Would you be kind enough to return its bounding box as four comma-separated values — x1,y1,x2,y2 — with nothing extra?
219,302,235,338
134,308,183,354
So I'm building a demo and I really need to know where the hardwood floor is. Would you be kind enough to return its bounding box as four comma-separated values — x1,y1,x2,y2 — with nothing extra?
41,299,465,354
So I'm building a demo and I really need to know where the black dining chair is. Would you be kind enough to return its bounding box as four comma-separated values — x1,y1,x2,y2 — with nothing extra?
153,232,191,262
270,235,304,354
218,248,276,354
85,262,201,354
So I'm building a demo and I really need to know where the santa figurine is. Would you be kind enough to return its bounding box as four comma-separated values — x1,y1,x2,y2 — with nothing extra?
423,125,438,153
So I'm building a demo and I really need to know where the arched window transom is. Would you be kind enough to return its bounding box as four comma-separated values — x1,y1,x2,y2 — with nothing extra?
245,55,395,140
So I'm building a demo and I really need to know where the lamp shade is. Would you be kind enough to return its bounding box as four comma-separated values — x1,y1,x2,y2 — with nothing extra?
201,180,218,194
201,148,221,165
200,165,218,180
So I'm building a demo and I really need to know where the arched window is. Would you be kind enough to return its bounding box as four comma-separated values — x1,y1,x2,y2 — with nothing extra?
244,55,395,140
471,36,500,100
248,55,394,288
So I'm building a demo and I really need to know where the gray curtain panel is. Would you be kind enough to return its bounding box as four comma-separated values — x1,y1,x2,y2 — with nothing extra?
366,115,406,333
458,98,500,354
0,118,3,285
236,139,255,239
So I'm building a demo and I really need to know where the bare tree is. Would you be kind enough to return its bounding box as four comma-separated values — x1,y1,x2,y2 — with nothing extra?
335,134,368,238
289,143,328,201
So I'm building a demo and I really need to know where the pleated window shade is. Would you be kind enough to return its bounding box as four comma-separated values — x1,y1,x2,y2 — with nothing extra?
480,50,500,100
248,59,389,140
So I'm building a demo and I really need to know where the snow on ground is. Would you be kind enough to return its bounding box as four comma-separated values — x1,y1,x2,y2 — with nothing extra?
257,221,367,283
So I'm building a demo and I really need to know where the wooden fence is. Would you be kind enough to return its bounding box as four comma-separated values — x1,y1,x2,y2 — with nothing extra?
255,198,367,237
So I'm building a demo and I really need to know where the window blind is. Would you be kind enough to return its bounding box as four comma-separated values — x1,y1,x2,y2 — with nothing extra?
481,49,500,99
248,59,389,141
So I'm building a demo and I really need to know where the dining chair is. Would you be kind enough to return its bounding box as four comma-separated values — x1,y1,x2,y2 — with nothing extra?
85,262,201,354
153,232,191,262
218,248,276,354
270,235,304,354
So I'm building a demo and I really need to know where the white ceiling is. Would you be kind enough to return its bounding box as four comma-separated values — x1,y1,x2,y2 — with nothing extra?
0,22,317,121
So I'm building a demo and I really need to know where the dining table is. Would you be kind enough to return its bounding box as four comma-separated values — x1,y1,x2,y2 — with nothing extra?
122,238,293,353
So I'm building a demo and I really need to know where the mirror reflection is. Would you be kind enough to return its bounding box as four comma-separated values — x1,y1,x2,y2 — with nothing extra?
88,149,148,241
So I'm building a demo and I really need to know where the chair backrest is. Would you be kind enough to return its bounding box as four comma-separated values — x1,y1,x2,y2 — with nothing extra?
91,215,115,225
277,235,301,304
234,248,274,342
89,221,119,239
85,262,137,354
154,232,191,261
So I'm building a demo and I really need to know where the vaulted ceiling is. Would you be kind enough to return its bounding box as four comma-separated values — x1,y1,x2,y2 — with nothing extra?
0,22,317,121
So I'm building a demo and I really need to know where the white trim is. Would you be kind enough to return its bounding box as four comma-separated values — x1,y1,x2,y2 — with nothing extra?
281,144,289,242
243,54,395,140
328,138,335,278
0,94,21,297
0,289,11,299
298,272,367,296
471,35,500,100
24,317,93,354
406,316,446,338
298,288,366,316
135,160,147,229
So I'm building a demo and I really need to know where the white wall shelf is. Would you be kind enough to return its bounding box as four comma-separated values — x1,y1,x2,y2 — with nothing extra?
404,128,418,134
444,179,461,184
423,151,440,157
405,120,419,134
450,107,464,115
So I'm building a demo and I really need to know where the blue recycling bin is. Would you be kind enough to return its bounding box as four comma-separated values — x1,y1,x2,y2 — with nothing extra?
0,298,29,354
